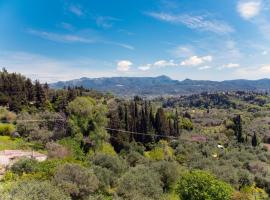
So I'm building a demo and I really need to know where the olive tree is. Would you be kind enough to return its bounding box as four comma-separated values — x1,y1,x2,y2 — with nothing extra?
4,180,70,200
53,163,99,199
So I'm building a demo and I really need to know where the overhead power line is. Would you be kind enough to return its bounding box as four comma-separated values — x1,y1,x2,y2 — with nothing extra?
105,127,178,139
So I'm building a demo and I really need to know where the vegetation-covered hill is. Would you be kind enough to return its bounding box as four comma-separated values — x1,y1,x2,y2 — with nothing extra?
50,75,270,97
1,69,270,200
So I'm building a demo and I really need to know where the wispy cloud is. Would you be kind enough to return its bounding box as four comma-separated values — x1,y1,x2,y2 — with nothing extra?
169,45,195,58
105,41,134,50
28,29,95,43
68,5,84,16
146,12,234,34
28,29,134,50
60,22,74,31
96,16,120,29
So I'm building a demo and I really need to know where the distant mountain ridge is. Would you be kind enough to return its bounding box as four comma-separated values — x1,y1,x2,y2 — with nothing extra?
50,75,270,96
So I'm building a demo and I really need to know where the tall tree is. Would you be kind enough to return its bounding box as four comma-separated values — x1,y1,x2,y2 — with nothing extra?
34,80,46,108
252,132,258,147
233,115,244,143
67,96,108,151
155,108,169,139
174,109,180,136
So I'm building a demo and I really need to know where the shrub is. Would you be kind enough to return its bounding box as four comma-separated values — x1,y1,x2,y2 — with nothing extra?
117,165,163,200
0,123,15,135
92,153,127,175
92,165,115,190
53,163,99,199
11,158,38,175
34,159,68,178
98,142,117,156
0,107,16,122
151,161,180,192
126,151,148,167
59,137,85,160
177,170,234,200
4,180,70,200
28,128,53,144
144,140,174,161
180,117,194,130
46,142,70,159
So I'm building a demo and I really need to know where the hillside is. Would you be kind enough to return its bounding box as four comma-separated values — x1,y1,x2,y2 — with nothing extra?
2,70,270,199
50,76,270,96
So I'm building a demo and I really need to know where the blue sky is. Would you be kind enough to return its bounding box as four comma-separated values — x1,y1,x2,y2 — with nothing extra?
1,0,270,82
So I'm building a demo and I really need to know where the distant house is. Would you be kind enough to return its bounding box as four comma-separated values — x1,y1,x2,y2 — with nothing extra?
0,150,47,167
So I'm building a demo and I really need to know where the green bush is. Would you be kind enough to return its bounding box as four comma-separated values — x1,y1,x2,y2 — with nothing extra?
151,161,180,192
92,165,115,190
177,170,234,200
117,165,163,200
11,158,38,175
144,140,174,161
53,163,99,199
0,123,15,135
59,137,85,160
180,117,193,130
91,153,127,175
4,180,70,200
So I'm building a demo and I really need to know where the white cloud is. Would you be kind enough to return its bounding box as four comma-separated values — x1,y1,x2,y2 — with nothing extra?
237,1,261,19
69,5,83,16
224,63,240,68
153,60,177,67
180,55,212,66
117,60,133,71
138,64,151,71
218,63,240,70
146,12,234,34
28,29,134,50
199,65,212,70
138,60,177,71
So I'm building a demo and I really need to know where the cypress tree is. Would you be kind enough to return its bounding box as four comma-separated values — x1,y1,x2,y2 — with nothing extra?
34,80,46,108
174,109,180,136
155,108,168,138
124,104,129,131
233,115,244,143
252,132,258,147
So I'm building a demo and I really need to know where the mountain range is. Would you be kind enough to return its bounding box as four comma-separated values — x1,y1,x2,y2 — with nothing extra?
50,75,270,97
